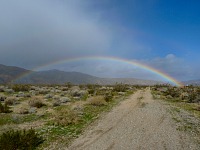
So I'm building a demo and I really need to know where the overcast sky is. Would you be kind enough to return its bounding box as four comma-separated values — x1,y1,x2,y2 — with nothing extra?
0,0,200,81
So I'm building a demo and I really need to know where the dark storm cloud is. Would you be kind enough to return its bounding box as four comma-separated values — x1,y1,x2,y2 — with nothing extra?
0,0,111,68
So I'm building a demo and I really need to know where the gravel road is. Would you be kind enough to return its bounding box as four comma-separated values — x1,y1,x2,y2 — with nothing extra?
67,88,199,150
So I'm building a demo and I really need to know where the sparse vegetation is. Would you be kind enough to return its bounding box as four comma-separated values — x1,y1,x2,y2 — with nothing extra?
151,85,200,116
151,84,200,144
0,83,199,149
0,83,136,149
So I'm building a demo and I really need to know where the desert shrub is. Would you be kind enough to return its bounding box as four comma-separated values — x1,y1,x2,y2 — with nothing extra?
53,108,81,126
53,101,61,107
0,101,12,113
180,92,189,100
79,84,85,89
0,129,44,150
38,90,49,95
71,89,88,98
0,102,4,113
61,87,68,91
4,88,14,94
60,97,71,103
86,84,100,89
0,94,7,102
44,94,53,99
86,84,94,89
5,97,18,106
0,86,5,92
187,92,199,103
194,105,200,111
12,84,30,92
19,107,29,114
161,87,181,98
53,95,60,100
28,97,45,108
104,93,113,102
87,96,107,106
113,83,128,92
88,89,95,95
64,82,73,88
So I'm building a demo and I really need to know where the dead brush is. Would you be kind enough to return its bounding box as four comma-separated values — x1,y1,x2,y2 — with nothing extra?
28,96,46,108
5,97,18,106
87,96,107,106
195,105,200,111
53,108,81,126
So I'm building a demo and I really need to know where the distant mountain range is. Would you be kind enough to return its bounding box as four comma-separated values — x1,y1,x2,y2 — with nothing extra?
183,79,200,86
1,64,197,86
0,64,32,84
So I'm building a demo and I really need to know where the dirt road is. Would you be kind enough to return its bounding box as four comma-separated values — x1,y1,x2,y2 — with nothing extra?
68,89,199,150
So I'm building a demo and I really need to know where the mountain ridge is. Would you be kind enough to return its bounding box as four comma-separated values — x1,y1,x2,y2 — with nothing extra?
183,79,200,85
0,64,173,85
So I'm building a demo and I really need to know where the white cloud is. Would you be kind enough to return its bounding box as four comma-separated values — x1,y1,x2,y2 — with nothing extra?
140,54,198,81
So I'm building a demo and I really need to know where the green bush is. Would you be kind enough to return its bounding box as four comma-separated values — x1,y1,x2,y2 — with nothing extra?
0,129,44,150
187,92,199,103
12,84,30,92
88,89,95,95
104,93,113,102
0,101,12,113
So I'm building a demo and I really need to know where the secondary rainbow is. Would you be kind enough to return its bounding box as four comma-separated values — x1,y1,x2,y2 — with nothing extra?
14,56,184,87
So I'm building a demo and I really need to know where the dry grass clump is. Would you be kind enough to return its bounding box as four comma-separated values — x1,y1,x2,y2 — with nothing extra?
87,96,107,106
5,97,18,106
19,107,29,114
53,108,81,126
28,97,46,108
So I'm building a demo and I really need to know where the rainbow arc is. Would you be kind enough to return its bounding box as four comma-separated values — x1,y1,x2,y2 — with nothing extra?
14,56,183,87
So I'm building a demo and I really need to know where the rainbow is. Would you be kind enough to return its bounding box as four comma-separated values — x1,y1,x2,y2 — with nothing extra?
14,56,184,86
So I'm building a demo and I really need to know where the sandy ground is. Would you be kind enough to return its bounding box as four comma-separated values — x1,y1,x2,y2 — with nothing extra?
67,88,199,150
